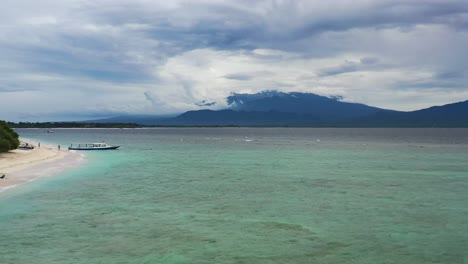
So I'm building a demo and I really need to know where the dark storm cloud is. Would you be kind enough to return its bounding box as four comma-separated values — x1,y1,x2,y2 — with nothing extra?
295,2,468,39
318,57,385,77
224,73,254,81
4,0,467,84
397,69,468,90
195,100,216,107
360,57,379,65
318,62,359,77
435,70,466,80
395,80,463,90
82,2,264,52
152,1,468,52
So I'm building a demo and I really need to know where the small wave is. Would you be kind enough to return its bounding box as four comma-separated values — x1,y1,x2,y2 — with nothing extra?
0,184,19,193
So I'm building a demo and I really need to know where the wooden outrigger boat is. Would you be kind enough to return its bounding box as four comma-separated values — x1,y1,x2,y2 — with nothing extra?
68,143,120,150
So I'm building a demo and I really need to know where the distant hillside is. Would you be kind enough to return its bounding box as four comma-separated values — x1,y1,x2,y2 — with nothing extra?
159,109,323,126
227,91,391,120
356,100,468,127
76,91,468,127
83,114,176,126
157,92,468,127
156,91,396,126
9,122,141,128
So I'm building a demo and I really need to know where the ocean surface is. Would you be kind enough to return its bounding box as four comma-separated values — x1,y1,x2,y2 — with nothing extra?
1,128,467,264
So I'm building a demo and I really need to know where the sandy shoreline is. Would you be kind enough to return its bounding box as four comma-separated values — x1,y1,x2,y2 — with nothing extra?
0,141,85,193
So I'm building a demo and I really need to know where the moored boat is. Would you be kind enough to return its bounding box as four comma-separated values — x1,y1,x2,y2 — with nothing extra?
68,143,120,150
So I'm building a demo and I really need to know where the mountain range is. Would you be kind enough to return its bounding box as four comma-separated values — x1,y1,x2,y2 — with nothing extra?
91,91,468,127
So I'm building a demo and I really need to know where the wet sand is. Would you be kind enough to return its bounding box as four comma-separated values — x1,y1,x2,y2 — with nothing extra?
0,141,84,193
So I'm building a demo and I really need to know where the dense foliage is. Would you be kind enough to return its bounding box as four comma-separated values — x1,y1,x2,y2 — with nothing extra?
0,121,20,152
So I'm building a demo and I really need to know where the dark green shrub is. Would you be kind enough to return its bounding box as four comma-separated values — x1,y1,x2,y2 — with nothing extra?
0,120,19,152
0,138,11,152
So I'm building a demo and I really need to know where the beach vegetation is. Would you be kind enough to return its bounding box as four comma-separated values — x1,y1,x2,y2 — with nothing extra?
0,121,20,152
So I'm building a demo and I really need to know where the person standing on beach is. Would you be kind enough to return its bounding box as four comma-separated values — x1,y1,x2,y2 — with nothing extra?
38,142,40,148
58,145,60,151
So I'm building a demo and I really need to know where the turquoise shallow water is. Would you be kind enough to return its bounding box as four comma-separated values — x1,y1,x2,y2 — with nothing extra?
1,128,467,263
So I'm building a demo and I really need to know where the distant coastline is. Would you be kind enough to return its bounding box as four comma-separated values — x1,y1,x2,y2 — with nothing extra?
8,122,142,129
8,91,468,128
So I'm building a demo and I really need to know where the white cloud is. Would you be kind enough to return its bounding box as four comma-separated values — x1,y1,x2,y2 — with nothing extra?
0,0,468,121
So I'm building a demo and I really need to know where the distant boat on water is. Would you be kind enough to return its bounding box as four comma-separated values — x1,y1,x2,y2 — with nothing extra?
47,130,54,133
68,142,120,150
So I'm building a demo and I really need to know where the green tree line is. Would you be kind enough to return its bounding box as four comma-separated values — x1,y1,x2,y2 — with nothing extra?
0,121,20,152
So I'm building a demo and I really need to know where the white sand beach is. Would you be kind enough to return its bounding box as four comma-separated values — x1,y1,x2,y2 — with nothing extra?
0,141,84,193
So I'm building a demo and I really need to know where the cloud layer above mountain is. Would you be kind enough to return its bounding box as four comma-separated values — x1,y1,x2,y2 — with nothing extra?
1,0,468,121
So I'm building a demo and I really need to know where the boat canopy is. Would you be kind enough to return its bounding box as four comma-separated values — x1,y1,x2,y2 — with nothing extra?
70,143,109,147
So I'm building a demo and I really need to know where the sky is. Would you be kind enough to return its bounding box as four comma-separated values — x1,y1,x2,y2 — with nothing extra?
1,0,468,121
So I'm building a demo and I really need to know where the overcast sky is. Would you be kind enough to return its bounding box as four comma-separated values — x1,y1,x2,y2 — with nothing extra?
1,0,468,121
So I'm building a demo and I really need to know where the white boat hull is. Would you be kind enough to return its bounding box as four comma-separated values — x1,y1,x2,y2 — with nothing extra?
68,146,119,150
